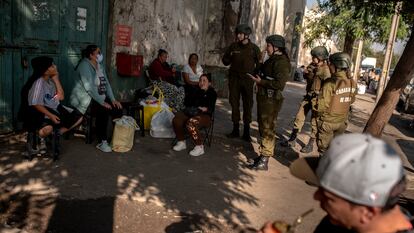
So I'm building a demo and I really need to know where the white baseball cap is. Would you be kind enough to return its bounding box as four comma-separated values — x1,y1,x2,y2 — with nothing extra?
290,133,405,207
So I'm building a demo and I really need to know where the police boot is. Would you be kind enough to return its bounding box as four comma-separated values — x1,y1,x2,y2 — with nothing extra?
300,138,315,153
281,129,298,147
242,125,251,142
250,156,269,171
248,155,263,166
226,123,240,138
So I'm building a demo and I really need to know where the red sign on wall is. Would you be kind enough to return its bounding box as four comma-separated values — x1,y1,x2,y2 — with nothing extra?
116,25,132,46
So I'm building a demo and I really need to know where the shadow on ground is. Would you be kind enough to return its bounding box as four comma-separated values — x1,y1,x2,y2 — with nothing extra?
0,104,261,233
0,82,310,233
397,139,414,169
389,113,414,138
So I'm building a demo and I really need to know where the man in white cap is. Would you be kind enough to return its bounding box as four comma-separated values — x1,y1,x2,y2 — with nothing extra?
259,133,413,233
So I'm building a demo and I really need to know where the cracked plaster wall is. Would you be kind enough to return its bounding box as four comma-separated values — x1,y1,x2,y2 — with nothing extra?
111,0,224,67
108,0,305,100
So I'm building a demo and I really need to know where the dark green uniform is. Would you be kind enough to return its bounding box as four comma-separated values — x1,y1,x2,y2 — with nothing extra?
317,71,357,153
222,41,261,125
257,54,291,157
293,63,331,138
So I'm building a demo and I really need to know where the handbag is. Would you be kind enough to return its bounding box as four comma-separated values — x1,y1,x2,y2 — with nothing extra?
111,116,139,152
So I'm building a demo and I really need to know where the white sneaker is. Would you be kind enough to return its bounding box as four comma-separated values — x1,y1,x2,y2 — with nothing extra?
96,140,112,152
173,140,187,151
189,145,204,157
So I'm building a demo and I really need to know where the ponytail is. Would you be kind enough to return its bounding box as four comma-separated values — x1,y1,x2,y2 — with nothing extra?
76,44,98,70
278,47,290,60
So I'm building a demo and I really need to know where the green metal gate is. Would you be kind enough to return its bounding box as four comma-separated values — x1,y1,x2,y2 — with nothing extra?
0,0,108,134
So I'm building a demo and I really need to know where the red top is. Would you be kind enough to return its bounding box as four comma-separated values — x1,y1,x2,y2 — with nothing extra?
149,59,174,84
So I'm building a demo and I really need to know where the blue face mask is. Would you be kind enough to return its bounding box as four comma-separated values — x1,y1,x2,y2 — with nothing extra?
97,54,104,63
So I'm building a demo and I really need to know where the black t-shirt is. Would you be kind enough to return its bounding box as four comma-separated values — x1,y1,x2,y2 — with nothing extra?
185,87,217,116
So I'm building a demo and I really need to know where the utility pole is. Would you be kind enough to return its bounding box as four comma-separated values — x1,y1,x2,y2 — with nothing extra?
353,39,364,81
385,9,401,88
376,1,402,103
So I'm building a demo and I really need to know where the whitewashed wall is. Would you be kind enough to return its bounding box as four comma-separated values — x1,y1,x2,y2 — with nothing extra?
249,0,306,61
111,0,224,67
110,0,306,67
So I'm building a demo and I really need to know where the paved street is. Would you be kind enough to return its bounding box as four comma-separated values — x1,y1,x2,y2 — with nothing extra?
1,81,414,233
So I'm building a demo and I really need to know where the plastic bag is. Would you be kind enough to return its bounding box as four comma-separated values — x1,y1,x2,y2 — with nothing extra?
112,116,139,152
150,109,175,138
140,85,170,129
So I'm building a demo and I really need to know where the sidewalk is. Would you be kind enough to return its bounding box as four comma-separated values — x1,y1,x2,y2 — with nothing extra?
1,81,414,233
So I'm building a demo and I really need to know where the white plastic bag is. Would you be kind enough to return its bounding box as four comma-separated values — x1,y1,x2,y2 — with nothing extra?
112,116,139,152
357,83,366,94
150,109,175,138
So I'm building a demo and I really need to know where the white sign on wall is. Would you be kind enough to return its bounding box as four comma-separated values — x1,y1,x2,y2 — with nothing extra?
76,7,87,31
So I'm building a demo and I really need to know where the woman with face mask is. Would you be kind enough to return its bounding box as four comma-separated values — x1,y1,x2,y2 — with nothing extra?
70,44,123,153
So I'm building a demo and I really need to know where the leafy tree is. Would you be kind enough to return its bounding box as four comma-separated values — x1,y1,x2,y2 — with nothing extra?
301,0,411,55
302,0,414,136
363,0,414,136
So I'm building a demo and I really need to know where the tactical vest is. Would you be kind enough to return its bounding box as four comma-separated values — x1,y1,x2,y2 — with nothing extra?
228,42,259,74
329,78,357,114
313,64,330,94
307,63,330,95
257,55,286,100
305,64,317,93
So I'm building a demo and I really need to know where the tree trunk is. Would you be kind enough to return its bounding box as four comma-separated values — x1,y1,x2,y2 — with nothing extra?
364,29,414,137
343,32,356,56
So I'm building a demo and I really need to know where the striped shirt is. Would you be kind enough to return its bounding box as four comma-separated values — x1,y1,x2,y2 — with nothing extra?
28,77,59,110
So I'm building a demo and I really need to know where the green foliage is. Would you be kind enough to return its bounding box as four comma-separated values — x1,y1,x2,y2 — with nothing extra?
301,0,412,49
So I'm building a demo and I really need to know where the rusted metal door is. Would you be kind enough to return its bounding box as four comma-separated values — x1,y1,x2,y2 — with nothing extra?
0,0,108,133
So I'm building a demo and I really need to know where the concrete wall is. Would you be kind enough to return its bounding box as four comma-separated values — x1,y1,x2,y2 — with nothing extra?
249,0,306,59
110,0,224,67
107,0,306,101
108,0,226,101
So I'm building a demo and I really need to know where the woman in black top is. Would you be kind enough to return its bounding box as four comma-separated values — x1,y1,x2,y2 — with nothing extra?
172,74,217,156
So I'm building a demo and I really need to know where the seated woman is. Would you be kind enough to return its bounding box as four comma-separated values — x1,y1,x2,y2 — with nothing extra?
21,56,83,155
148,49,185,112
149,49,176,84
172,74,217,156
70,45,123,153
182,53,203,106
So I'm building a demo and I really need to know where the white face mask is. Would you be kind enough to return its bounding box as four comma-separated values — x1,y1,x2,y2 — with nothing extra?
97,54,103,63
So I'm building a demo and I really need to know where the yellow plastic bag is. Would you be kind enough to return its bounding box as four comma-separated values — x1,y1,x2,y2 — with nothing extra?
112,116,138,153
141,85,169,130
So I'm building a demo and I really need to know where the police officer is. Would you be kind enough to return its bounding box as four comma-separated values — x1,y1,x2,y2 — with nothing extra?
282,46,331,153
248,35,291,171
317,52,357,154
222,24,261,141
